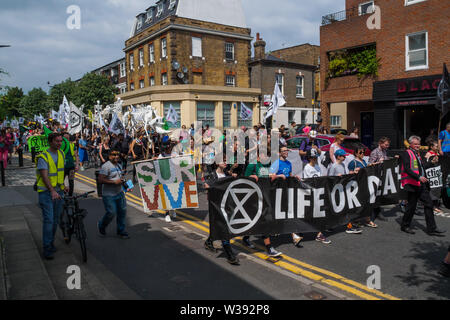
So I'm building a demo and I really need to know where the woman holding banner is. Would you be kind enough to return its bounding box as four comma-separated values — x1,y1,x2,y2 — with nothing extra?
425,140,443,214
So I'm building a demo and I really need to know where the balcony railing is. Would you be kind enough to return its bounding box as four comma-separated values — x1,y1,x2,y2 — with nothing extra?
322,6,371,26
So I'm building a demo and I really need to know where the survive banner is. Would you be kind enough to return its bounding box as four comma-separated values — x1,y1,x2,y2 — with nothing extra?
209,159,403,241
135,155,199,212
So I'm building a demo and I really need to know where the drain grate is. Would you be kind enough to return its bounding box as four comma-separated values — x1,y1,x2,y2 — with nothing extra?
184,233,203,240
304,291,326,300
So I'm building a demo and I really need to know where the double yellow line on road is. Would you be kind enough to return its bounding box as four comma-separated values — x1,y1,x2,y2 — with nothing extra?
75,172,400,301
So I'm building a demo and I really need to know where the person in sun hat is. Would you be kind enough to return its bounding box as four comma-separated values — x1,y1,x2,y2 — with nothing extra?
298,129,322,164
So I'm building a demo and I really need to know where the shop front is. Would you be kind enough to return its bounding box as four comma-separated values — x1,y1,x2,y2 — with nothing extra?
373,74,448,149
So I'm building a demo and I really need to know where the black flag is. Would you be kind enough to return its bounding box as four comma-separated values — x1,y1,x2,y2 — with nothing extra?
436,63,450,118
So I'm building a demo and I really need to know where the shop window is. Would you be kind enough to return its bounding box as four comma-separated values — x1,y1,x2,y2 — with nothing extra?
406,31,428,70
163,102,181,128
331,115,342,127
223,102,231,128
197,102,215,128
238,103,253,128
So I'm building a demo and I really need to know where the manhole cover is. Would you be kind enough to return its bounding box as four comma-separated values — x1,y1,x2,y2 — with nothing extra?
305,291,326,300
184,233,203,240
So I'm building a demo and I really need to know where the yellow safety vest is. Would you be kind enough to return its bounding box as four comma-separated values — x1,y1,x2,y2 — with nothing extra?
70,142,75,158
36,149,65,192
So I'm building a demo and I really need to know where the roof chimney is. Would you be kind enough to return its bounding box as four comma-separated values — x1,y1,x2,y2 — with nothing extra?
254,33,266,60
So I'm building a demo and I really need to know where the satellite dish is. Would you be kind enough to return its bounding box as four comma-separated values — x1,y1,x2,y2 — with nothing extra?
182,67,188,73
172,60,180,70
177,72,184,79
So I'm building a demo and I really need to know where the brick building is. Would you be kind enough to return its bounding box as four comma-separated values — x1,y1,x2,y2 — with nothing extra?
119,0,261,129
320,0,450,149
249,35,318,127
92,58,127,95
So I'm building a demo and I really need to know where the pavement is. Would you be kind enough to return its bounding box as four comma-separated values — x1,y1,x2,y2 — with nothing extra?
1,152,449,300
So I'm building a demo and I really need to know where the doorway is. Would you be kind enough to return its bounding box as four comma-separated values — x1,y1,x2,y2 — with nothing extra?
403,105,440,144
361,112,374,149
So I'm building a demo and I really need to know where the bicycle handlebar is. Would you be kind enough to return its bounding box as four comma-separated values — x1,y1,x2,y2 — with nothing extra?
63,191,95,201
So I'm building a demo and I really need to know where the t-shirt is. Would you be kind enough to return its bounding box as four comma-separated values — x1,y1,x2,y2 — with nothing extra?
302,164,322,178
439,130,450,153
244,162,271,178
270,159,292,177
37,150,60,171
347,159,367,172
99,161,123,197
328,162,347,176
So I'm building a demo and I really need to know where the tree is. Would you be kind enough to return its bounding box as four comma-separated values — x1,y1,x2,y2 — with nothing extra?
0,86,24,119
47,78,76,111
18,88,48,119
72,73,115,111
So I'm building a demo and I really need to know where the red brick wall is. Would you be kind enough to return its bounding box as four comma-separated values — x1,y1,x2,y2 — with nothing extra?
320,0,450,129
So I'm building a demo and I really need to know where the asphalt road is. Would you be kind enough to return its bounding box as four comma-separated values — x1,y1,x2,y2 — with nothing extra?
73,161,450,300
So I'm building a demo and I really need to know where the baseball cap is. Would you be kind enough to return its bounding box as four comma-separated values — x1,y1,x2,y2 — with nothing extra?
334,149,348,157
309,130,317,138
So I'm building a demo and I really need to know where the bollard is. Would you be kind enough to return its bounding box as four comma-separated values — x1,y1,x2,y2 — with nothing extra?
18,147,23,167
0,161,5,187
95,170,102,197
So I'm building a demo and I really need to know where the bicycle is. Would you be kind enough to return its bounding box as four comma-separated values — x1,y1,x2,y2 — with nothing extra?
60,191,95,262
87,146,100,169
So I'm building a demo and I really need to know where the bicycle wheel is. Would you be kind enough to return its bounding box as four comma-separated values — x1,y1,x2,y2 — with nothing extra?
75,217,87,263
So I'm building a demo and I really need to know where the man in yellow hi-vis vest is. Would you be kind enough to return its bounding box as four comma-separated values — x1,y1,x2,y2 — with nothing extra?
36,132,68,260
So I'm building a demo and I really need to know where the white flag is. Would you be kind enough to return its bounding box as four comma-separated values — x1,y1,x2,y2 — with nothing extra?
59,95,70,125
265,81,286,120
99,113,108,131
239,102,253,121
51,110,59,120
11,118,19,129
18,117,24,124
37,114,44,125
108,112,124,135
69,102,83,135
166,104,179,125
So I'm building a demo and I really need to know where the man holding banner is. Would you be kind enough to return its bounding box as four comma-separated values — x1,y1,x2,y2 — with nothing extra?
400,135,445,235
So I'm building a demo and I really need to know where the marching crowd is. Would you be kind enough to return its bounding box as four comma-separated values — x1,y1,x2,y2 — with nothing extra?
9,117,450,277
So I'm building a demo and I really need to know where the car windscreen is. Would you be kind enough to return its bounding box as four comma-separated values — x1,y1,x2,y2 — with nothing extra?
287,137,305,149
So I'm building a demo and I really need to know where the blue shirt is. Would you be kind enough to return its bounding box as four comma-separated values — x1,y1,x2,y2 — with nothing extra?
270,159,292,177
348,159,367,172
439,130,450,152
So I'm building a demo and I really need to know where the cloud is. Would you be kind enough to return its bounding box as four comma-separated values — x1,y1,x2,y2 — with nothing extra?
0,0,343,94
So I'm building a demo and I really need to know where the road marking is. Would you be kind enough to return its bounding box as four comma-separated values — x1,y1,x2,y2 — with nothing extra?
74,172,400,300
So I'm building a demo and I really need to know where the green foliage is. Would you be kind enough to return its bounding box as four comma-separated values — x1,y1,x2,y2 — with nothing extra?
0,86,24,119
47,78,76,111
18,88,48,119
72,73,115,112
328,46,379,79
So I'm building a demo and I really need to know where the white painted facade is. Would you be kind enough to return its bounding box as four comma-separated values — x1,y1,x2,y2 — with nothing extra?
260,107,315,127
176,0,247,28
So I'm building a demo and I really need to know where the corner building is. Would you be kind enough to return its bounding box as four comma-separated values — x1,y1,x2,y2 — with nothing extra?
320,0,449,149
119,0,261,130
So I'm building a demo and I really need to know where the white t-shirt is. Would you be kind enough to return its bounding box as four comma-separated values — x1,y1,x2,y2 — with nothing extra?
302,164,322,178
217,172,226,179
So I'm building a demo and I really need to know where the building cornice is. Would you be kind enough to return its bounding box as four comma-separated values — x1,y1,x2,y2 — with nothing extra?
249,59,317,71
124,23,253,52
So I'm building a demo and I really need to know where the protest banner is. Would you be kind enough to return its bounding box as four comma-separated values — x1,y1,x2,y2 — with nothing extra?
134,155,199,212
208,159,402,241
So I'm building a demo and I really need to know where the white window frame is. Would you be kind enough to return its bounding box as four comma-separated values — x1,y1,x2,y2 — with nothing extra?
405,31,428,71
169,0,176,10
330,115,342,127
161,38,167,58
156,2,163,17
192,37,202,58
129,54,134,71
130,83,135,91
162,73,168,86
120,62,126,78
276,74,284,95
139,48,144,67
149,43,155,63
405,0,427,6
296,75,304,98
150,76,155,86
146,8,154,22
136,17,143,30
139,79,145,89
225,42,234,60
120,86,126,94
225,75,235,87
358,1,374,15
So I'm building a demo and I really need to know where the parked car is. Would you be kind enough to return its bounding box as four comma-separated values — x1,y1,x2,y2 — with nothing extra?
286,134,370,156
330,128,348,135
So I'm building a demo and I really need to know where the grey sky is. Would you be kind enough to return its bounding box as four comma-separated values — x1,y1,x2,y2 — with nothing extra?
0,0,342,94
